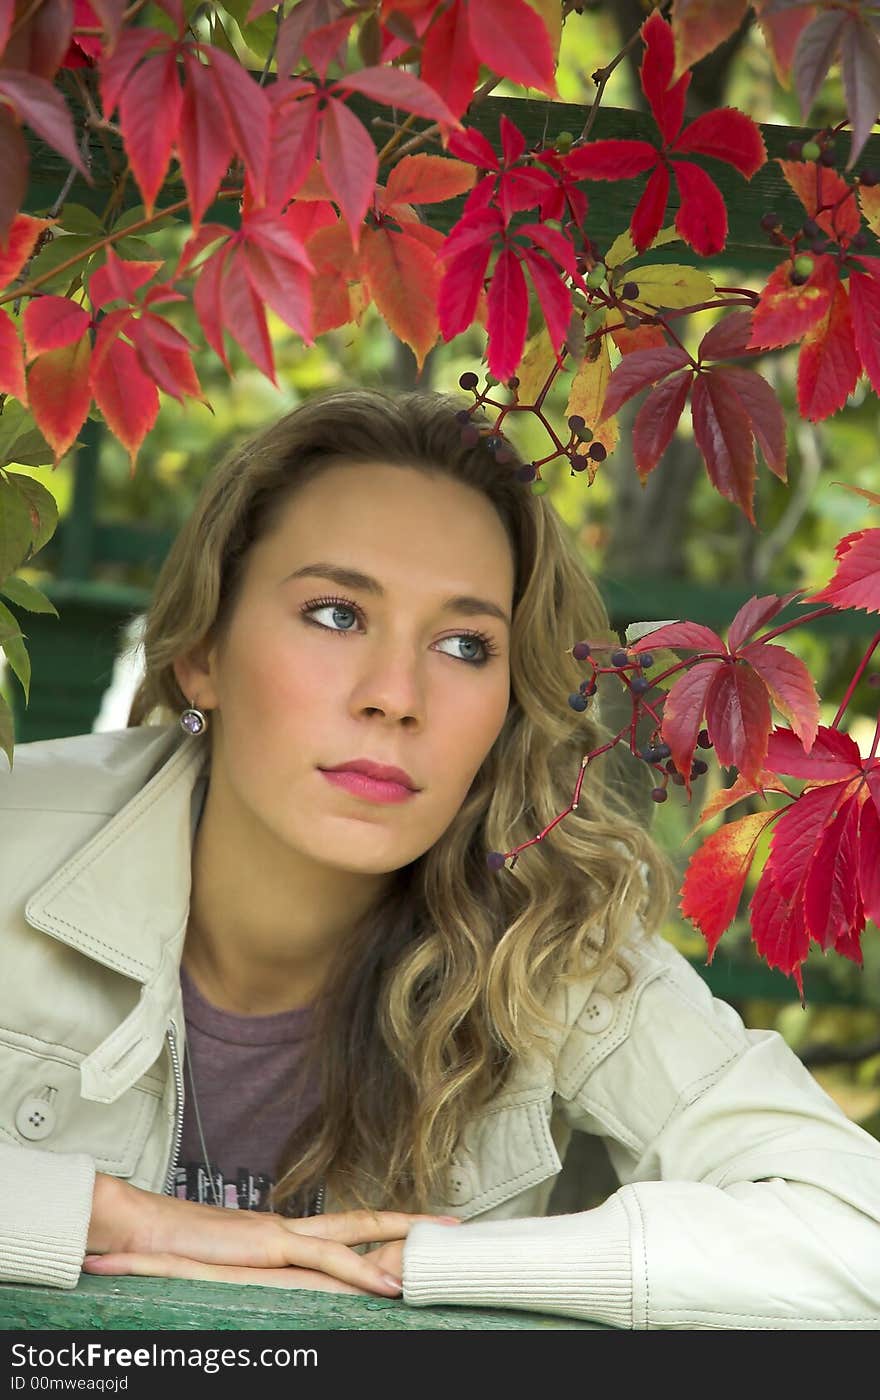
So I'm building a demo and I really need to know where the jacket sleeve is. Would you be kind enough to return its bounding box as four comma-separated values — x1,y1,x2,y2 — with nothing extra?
0,1141,96,1288
402,937,880,1329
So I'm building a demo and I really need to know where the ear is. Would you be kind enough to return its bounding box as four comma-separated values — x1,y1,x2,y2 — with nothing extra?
172,643,219,711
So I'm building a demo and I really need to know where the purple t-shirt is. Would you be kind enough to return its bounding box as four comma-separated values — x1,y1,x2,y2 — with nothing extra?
172,962,321,1211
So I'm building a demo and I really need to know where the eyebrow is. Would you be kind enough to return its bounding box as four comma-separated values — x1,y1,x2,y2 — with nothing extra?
282,562,511,629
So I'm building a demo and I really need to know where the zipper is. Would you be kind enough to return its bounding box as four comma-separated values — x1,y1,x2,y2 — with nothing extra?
162,1020,185,1196
162,1013,325,1215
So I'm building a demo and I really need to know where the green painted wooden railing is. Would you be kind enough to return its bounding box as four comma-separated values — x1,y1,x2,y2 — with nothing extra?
0,1275,606,1330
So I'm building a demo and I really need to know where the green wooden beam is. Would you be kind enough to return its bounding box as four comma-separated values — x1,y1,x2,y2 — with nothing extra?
24,95,880,274
0,1273,604,1330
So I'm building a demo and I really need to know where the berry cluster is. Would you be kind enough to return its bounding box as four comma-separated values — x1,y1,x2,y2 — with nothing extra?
484,632,722,872
456,370,613,494
758,134,877,283
565,643,713,802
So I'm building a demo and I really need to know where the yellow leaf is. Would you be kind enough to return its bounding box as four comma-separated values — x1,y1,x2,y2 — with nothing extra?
525,0,562,59
516,324,558,403
604,224,681,269
622,263,715,310
858,184,880,237
566,338,619,463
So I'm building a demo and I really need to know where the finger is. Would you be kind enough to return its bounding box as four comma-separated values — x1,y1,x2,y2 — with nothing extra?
284,1210,460,1245
88,1232,403,1297
82,1253,377,1294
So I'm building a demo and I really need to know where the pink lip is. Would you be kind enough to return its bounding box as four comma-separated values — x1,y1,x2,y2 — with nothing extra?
320,769,417,804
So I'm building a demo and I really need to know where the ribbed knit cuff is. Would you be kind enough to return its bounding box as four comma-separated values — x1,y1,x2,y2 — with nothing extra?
402,1194,634,1328
0,1149,96,1290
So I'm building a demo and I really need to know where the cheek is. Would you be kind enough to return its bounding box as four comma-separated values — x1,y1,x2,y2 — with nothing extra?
228,616,330,715
451,672,511,766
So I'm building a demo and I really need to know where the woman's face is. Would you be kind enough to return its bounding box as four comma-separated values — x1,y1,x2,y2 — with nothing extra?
175,461,515,876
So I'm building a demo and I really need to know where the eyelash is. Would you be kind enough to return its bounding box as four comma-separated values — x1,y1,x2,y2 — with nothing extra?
299,595,499,667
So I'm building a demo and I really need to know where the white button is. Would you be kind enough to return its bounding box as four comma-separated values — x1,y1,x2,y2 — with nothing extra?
15,1097,57,1141
446,1160,474,1205
582,991,614,1034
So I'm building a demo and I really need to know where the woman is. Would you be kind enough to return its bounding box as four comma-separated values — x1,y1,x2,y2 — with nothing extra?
1,388,878,1328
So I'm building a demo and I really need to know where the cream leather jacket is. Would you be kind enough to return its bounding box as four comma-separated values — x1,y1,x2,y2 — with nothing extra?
1,723,879,1329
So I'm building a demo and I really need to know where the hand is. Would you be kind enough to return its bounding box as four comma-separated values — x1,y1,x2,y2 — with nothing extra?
85,1175,459,1296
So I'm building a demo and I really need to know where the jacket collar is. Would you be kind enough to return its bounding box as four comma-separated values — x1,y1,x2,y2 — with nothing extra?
26,726,209,983
25,726,211,1103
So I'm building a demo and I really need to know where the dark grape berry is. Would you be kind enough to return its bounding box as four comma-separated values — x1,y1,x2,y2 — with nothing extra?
610,648,630,667
819,148,836,167
455,409,471,424
851,230,870,251
636,651,654,668
801,218,821,238
691,759,709,776
631,676,650,695
507,376,520,390
572,640,591,660
697,728,713,749
808,236,829,254
760,211,781,231
568,414,587,437
516,463,537,482
671,771,686,786
860,168,880,187
486,435,503,451
622,280,640,299
651,787,668,803
568,692,588,711
665,758,678,774
486,851,507,870
789,271,808,286
786,140,803,159
459,371,478,390
654,742,671,760
588,441,607,460
638,746,656,762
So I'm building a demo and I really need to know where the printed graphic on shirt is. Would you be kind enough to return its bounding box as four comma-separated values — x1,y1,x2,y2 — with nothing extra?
174,1162,317,1215
174,1162,276,1210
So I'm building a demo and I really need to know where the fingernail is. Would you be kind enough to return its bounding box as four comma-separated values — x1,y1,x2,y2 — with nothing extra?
83,1255,102,1266
436,1216,462,1224
382,1273,403,1291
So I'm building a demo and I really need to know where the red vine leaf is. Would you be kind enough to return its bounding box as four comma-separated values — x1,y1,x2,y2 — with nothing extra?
797,280,860,422
27,335,92,463
631,369,693,480
679,808,779,961
691,370,757,524
485,245,528,382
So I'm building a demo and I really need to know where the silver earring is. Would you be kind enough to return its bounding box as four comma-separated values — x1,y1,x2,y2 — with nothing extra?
180,699,209,736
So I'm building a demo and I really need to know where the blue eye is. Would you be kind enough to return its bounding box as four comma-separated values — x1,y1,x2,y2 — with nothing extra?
300,596,498,667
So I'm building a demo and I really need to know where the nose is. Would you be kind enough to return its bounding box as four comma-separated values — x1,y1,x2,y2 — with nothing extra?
350,645,426,725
